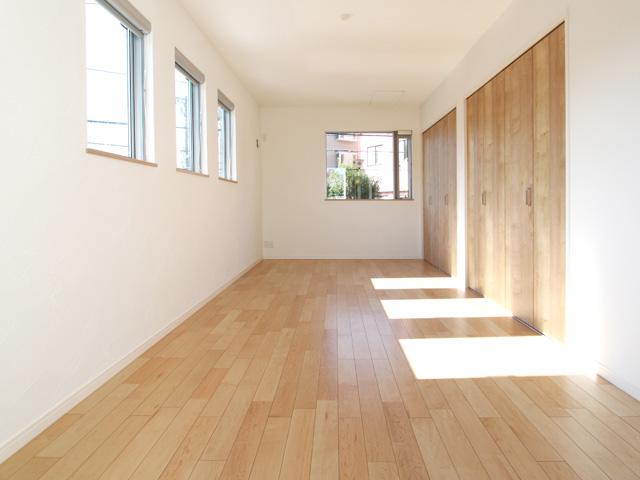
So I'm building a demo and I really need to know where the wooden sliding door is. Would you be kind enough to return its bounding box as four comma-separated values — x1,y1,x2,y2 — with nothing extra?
481,72,506,305
466,92,482,293
505,50,534,326
423,109,457,275
533,25,566,338
465,23,565,339
466,73,505,303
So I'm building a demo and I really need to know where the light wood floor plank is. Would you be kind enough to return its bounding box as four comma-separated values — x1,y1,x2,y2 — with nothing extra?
100,407,179,480
570,409,640,476
158,415,220,480
355,359,395,463
539,461,582,480
249,417,290,480
411,417,459,480
437,379,518,480
368,462,400,480
455,379,499,418
37,383,137,458
6,457,58,480
383,402,430,480
69,416,149,480
189,461,224,480
0,415,80,479
430,408,489,480
481,417,548,480
495,377,610,480
129,398,206,480
310,400,339,480
553,416,638,480
339,417,368,480
3,260,640,480
475,377,562,462
279,409,315,480
219,401,271,480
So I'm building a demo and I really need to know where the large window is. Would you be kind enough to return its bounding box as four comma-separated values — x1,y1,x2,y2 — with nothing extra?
175,50,205,174
85,0,149,160
217,91,235,181
325,131,412,200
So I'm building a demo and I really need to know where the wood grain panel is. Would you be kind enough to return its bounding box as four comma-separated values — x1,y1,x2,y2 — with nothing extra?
505,49,535,326
533,24,566,339
446,110,458,277
481,72,506,305
466,92,481,292
424,109,457,275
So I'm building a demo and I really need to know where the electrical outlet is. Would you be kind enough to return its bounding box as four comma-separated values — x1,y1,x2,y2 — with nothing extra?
263,240,274,248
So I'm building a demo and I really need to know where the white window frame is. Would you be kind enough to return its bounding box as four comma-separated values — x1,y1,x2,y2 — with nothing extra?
325,131,413,200
85,0,150,161
396,133,413,200
366,144,382,166
218,90,236,181
175,49,205,174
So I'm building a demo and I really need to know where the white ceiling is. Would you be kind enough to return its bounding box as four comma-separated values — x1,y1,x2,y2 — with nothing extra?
178,0,513,106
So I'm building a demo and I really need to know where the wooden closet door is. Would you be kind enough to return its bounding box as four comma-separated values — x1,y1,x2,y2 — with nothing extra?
466,92,482,292
422,130,431,264
481,72,506,305
439,118,450,273
445,110,457,277
505,50,534,326
424,111,457,275
423,126,439,268
434,120,445,271
422,130,434,264
533,24,566,338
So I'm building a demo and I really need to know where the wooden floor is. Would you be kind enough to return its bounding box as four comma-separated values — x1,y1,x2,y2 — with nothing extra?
3,260,640,480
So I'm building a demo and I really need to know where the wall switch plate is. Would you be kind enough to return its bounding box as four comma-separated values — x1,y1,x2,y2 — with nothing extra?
263,240,274,248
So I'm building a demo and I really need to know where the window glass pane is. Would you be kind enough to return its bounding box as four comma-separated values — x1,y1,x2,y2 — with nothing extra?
218,105,225,177
398,136,411,199
218,103,232,178
175,68,192,169
325,132,395,200
85,0,131,156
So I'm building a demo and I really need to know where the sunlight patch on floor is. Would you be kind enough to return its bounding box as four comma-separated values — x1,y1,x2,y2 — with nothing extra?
370,277,459,290
381,297,513,319
399,336,595,379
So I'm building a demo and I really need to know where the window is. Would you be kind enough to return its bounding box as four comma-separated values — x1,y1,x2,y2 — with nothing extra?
366,144,382,166
325,131,413,200
397,134,412,199
217,91,235,181
85,0,150,160
175,50,205,174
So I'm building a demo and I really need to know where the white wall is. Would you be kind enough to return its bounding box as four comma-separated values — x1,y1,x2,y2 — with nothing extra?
421,0,640,397
0,0,262,460
260,106,422,259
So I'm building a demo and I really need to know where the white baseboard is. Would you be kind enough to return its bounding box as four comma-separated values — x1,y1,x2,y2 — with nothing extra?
262,254,423,260
0,258,262,464
596,364,640,401
546,336,640,402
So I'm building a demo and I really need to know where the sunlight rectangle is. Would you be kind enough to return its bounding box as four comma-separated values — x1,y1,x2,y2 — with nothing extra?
399,337,594,379
381,298,512,319
370,277,459,290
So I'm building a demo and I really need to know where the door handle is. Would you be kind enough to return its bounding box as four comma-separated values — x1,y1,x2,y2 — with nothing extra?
481,191,486,206
525,186,532,207
444,194,448,206
428,195,432,206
